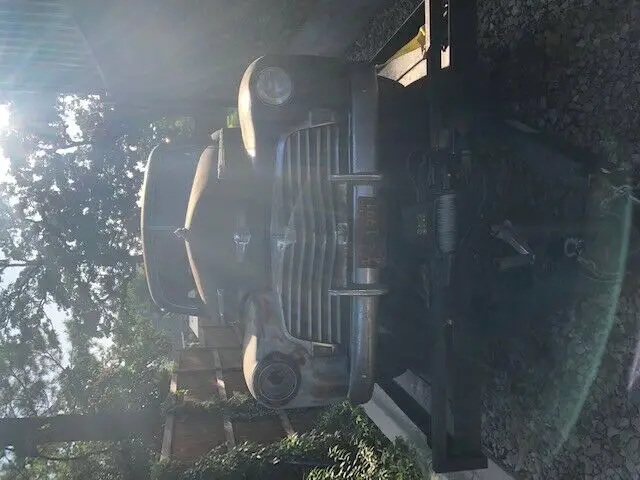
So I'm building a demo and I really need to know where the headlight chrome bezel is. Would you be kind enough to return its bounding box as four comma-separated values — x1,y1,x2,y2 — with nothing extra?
255,66,293,106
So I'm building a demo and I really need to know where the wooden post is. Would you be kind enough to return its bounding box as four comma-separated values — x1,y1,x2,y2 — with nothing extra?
0,409,159,456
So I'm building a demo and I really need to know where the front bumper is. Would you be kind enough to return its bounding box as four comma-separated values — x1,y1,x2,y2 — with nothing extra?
239,56,386,407
338,64,387,404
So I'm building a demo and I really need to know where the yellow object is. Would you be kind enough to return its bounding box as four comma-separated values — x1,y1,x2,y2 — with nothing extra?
385,26,427,65
226,107,239,128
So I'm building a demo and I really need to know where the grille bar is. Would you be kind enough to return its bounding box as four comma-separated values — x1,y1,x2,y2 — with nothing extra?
280,124,343,344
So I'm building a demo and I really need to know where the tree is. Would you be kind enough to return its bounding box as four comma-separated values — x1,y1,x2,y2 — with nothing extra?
0,95,151,339
0,95,195,342
0,93,195,478
1,272,174,480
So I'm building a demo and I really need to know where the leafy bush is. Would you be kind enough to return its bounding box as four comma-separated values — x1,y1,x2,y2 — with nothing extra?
153,431,340,480
307,403,428,480
169,393,277,422
155,402,428,480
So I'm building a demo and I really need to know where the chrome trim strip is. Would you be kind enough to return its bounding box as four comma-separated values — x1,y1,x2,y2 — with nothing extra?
315,127,327,342
284,139,295,332
330,173,383,183
329,287,388,296
326,125,340,344
295,130,306,337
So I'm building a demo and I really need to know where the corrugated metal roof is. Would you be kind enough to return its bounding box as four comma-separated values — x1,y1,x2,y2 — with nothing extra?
0,0,105,96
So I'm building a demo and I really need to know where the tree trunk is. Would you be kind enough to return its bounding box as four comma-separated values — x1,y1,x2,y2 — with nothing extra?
0,409,160,457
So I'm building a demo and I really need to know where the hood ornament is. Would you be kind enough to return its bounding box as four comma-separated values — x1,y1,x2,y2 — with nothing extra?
174,227,191,241
233,226,251,263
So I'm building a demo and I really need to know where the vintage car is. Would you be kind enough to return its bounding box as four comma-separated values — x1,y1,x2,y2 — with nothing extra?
140,55,390,408
182,56,388,408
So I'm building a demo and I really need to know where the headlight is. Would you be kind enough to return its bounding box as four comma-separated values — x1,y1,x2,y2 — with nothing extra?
255,67,293,106
253,353,300,407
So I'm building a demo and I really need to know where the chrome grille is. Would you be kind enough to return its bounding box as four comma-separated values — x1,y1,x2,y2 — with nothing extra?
279,124,346,344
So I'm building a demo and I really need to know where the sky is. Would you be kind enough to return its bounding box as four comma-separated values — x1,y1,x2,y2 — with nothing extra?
0,103,72,365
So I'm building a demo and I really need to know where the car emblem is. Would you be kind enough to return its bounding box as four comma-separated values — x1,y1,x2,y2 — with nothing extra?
336,222,349,246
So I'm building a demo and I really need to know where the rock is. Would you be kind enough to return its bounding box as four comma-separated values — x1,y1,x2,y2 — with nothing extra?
604,467,620,479
621,430,634,446
588,442,602,456
628,437,640,454
626,458,637,474
609,426,621,437
584,22,596,35
585,459,594,474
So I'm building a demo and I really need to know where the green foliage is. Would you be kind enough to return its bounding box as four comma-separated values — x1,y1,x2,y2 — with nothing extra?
153,431,341,480
0,97,194,343
1,272,174,479
58,274,172,414
0,93,188,428
153,402,427,480
307,403,428,480
169,393,278,422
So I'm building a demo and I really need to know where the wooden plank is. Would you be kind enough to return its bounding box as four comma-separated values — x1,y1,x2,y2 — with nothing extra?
218,348,243,370
162,370,180,457
212,349,222,370
213,349,236,449
278,411,295,437
160,414,175,459
174,368,217,374
178,348,215,371
201,326,242,349
169,372,178,394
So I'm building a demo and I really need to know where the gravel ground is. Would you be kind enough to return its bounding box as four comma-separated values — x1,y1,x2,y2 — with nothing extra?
478,0,640,168
476,0,640,477
348,1,640,479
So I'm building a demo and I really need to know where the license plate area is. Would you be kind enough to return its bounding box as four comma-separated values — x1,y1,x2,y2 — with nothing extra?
356,197,386,268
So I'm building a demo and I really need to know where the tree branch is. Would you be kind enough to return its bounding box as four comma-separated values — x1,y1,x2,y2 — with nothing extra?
0,261,41,268
60,142,91,151
8,370,39,417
